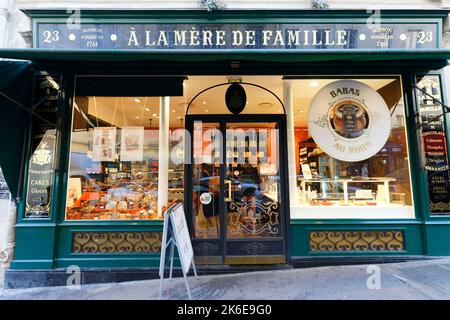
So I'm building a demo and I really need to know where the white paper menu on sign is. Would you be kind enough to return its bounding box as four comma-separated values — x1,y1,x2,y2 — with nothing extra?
170,204,194,274
159,203,197,300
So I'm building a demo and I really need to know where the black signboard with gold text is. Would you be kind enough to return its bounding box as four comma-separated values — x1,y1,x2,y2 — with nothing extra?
417,75,450,213
35,22,439,50
25,75,61,218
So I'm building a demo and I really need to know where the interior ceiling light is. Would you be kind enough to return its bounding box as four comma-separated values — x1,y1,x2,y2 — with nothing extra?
259,102,273,108
134,98,141,103
227,76,243,83
145,107,150,111
152,113,157,117
310,81,319,87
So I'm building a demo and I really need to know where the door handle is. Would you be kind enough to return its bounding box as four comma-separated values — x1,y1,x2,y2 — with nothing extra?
225,180,232,202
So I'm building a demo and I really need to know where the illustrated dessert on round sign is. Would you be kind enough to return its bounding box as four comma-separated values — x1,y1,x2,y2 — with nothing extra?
330,100,368,139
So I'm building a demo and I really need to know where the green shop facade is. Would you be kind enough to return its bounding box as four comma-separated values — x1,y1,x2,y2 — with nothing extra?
1,9,450,288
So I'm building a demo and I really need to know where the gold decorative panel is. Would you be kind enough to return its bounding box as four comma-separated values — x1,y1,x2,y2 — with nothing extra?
429,201,450,212
309,230,404,252
72,232,162,254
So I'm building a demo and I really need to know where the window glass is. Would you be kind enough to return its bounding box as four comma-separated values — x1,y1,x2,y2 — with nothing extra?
291,77,414,219
416,75,450,214
25,75,61,218
66,93,184,221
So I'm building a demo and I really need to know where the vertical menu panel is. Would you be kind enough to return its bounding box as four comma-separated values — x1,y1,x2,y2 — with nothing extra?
25,74,61,218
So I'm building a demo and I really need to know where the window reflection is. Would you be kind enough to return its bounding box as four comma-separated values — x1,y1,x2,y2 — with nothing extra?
292,77,414,218
65,95,184,220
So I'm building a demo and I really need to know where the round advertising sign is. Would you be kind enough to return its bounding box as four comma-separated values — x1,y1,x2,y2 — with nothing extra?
225,83,247,114
308,80,391,162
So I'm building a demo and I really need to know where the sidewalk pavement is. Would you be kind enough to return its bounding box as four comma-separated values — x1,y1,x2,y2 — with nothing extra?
1,258,450,300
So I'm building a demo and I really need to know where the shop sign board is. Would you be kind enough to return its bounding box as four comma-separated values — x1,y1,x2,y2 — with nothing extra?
308,80,391,162
417,76,450,213
35,22,439,50
25,75,61,218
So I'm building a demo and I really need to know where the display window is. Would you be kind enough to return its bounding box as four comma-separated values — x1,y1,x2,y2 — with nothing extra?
416,75,450,214
64,75,416,221
65,89,185,221
290,77,415,219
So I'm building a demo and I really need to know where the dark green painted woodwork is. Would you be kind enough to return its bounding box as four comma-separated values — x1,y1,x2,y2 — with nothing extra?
1,49,450,65
423,223,450,256
10,68,450,269
54,257,164,269
53,224,166,268
11,225,56,269
290,220,424,257
5,10,450,271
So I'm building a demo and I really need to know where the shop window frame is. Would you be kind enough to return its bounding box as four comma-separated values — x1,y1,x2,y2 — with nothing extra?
17,70,64,224
287,74,419,220
413,71,450,218
56,74,178,226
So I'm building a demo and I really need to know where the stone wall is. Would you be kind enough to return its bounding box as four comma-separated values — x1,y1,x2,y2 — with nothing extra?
14,0,450,10
0,199,15,288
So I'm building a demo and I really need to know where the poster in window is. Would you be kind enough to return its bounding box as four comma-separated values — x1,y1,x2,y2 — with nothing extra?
66,177,82,207
92,127,116,161
120,127,144,161
417,75,450,213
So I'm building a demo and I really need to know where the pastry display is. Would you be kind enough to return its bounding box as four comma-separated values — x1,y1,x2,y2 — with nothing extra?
298,177,405,208
66,160,182,220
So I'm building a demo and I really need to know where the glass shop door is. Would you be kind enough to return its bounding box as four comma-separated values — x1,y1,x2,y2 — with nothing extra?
223,121,285,264
187,116,288,265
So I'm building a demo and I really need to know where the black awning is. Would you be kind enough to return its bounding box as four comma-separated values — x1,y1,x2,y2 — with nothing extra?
0,60,32,200
75,76,185,97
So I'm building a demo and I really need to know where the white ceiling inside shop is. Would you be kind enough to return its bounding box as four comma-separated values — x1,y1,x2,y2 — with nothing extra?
79,76,397,128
